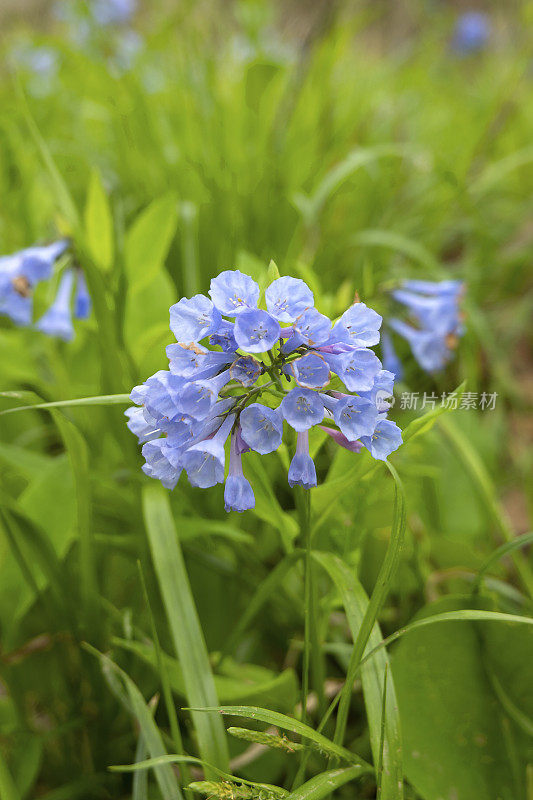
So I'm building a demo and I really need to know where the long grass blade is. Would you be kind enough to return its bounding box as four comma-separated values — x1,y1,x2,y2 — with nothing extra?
286,766,364,800
313,552,403,799
142,483,229,774
85,645,183,800
330,463,405,753
185,706,372,771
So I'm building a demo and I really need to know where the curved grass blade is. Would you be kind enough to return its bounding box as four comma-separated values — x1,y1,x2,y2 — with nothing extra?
0,749,21,800
286,766,364,800
349,229,439,272
331,462,405,750
142,483,229,775
358,610,533,672
0,393,131,416
112,754,365,799
2,390,96,625
296,144,423,224
137,561,189,784
472,531,533,595
184,706,372,771
111,753,283,794
439,416,533,598
85,645,182,800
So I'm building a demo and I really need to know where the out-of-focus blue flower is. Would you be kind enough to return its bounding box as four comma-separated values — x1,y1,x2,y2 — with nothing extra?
381,331,403,381
386,279,464,373
74,270,91,319
35,269,75,341
91,0,136,26
127,269,402,508
0,239,75,333
288,431,317,489
452,12,491,54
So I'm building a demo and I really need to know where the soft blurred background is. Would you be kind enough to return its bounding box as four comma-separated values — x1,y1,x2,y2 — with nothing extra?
0,1,532,798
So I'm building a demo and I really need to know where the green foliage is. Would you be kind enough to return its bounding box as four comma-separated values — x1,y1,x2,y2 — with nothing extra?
0,3,532,799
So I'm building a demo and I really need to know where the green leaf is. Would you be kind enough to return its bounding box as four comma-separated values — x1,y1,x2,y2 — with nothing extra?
86,646,182,800
84,169,114,271
113,638,298,710
286,767,364,800
266,260,281,283
390,599,530,800
186,706,372,771
125,193,179,293
142,483,229,774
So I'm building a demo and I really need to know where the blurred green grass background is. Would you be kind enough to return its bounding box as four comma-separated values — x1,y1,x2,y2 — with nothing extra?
0,1,532,798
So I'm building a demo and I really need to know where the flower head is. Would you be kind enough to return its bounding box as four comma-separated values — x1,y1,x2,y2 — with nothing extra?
127,268,402,508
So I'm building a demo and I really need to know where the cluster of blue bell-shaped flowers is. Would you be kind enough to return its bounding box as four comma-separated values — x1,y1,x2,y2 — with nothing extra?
0,240,91,340
126,269,402,513
383,279,464,376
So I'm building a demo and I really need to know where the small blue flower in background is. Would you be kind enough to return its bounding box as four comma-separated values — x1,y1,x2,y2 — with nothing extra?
36,269,75,341
380,331,403,381
385,279,464,373
74,271,92,319
0,239,93,340
0,240,68,327
91,0,136,26
126,268,403,512
452,12,491,54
